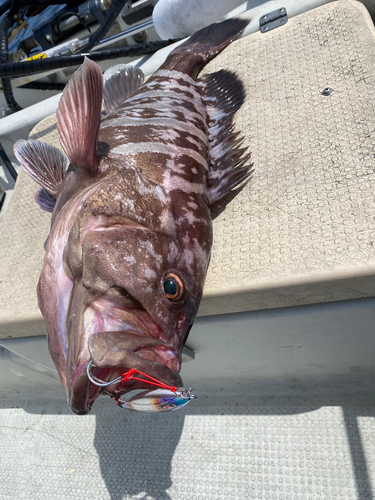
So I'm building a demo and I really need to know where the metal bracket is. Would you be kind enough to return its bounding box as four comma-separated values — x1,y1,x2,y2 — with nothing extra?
182,345,195,362
260,7,288,33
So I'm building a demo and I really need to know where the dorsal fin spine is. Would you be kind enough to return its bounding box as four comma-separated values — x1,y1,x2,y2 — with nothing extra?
56,57,103,175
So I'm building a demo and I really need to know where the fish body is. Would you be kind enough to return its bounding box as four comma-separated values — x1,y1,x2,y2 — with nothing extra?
14,18,252,414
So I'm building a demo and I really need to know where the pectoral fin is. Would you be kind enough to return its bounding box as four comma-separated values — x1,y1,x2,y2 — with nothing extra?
35,188,56,213
103,64,145,115
13,139,66,197
56,57,103,175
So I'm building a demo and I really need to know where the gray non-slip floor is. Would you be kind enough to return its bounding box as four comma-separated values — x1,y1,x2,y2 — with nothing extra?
1,392,375,500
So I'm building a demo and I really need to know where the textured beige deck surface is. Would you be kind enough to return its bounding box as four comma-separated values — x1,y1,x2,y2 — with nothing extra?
1,0,375,337
1,392,375,500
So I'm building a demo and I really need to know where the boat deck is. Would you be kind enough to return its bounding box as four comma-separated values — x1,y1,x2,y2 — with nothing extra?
2,0,375,337
1,391,375,500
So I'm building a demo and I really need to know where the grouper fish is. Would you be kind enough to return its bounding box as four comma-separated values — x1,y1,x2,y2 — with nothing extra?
14,18,252,415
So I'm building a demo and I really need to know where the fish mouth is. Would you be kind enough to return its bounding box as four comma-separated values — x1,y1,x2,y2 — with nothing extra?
87,331,182,394
72,291,182,413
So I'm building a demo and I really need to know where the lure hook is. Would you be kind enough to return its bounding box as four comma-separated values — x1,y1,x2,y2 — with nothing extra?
86,360,196,412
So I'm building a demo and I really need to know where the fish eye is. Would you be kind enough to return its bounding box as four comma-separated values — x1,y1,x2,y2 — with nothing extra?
163,273,184,301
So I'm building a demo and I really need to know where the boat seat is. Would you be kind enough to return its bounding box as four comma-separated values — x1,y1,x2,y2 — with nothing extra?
1,0,375,338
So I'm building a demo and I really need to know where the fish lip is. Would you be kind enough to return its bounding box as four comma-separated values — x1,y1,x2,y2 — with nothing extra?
84,330,182,405
68,343,182,415
69,296,182,412
87,331,181,373
83,293,181,361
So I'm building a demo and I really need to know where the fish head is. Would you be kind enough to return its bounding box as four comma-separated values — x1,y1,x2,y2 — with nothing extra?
63,197,209,414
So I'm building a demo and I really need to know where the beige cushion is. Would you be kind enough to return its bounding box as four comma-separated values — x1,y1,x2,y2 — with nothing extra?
1,0,375,337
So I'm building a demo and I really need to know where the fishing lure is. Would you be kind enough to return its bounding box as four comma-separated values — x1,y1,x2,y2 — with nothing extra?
87,361,196,412
116,388,196,412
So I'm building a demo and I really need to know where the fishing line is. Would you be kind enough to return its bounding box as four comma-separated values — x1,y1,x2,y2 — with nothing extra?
87,361,177,391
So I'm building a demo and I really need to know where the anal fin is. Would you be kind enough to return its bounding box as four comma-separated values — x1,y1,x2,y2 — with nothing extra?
200,69,253,204
103,64,145,115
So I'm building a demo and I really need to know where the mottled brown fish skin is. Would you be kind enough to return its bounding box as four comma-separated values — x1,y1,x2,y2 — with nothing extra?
14,18,252,415
98,67,213,298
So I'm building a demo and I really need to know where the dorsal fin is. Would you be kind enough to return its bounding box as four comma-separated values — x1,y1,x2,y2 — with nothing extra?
200,69,253,204
103,64,144,115
13,139,67,197
160,18,249,78
56,57,103,175
35,188,56,213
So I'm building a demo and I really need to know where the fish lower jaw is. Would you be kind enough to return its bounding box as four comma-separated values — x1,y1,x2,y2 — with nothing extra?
86,340,182,402
78,298,182,407
85,329,181,401
83,305,179,368
70,323,182,413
